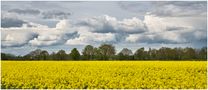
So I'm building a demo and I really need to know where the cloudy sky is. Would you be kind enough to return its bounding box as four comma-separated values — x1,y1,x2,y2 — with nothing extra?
1,1,207,55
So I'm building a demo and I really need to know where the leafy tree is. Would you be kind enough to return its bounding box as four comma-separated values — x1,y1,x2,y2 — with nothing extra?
56,50,67,60
134,47,145,60
1,53,17,60
1,45,207,61
183,47,196,60
82,45,94,60
92,47,102,60
70,48,80,60
199,47,207,60
24,49,42,60
117,52,125,60
119,48,133,56
149,48,157,60
50,52,57,60
40,50,49,60
118,48,133,60
99,44,116,60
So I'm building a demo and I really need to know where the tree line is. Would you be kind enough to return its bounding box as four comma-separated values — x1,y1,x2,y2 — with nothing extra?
1,44,207,60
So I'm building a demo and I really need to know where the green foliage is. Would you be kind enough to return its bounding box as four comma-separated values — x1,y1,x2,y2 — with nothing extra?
70,48,80,60
56,50,68,60
82,45,94,60
99,44,116,60
1,44,207,60
40,50,49,60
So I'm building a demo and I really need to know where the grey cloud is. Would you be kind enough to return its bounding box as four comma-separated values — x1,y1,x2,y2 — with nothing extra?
8,9,40,15
77,22,116,33
1,18,27,28
118,1,152,15
166,26,187,31
63,31,79,40
152,1,207,17
1,12,206,49
114,33,129,43
127,28,207,46
118,1,207,17
156,1,206,8
42,10,71,20
180,30,207,44
5,8,71,20
139,34,186,44
1,17,46,28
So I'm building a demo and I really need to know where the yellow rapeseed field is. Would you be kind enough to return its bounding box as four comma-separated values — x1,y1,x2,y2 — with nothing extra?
1,61,207,89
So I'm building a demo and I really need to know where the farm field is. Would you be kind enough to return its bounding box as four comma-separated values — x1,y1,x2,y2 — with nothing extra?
1,61,207,89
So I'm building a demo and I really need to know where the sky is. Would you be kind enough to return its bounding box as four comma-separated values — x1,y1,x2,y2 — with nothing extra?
1,1,207,55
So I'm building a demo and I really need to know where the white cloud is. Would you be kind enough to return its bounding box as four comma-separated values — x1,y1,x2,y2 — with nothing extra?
1,14,207,48
1,20,76,47
1,30,38,47
125,14,206,44
66,28,116,45
144,15,166,33
79,15,146,33
28,20,78,46
55,20,70,30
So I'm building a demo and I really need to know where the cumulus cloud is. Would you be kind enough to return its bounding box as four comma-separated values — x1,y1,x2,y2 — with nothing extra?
66,29,117,45
1,30,38,47
1,20,78,47
28,20,78,47
143,15,195,33
1,11,49,28
65,15,147,45
126,31,185,44
1,1,207,56
125,14,206,45
1,14,207,48
29,35,63,46
78,15,146,34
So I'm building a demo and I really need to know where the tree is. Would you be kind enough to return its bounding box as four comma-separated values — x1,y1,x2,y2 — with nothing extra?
118,48,133,60
149,49,157,60
93,47,101,60
56,50,67,60
25,49,42,60
99,44,116,60
82,45,94,60
1,53,17,60
199,47,207,60
119,48,133,56
70,48,80,60
1,44,207,61
40,50,49,60
50,52,57,60
1,53,7,60
183,47,196,60
117,52,125,60
134,47,145,60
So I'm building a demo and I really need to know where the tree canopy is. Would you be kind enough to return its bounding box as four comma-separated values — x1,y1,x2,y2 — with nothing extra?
70,48,80,60
1,44,207,61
